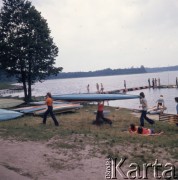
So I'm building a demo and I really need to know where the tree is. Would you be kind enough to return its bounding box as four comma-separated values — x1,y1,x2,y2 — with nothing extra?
0,0,62,102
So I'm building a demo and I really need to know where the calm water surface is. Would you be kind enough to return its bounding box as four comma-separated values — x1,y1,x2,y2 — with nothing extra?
7,71,178,114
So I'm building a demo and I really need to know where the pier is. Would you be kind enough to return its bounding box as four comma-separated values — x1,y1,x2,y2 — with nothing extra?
107,85,178,94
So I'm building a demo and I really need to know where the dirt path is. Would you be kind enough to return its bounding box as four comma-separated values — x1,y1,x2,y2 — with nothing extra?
0,138,106,180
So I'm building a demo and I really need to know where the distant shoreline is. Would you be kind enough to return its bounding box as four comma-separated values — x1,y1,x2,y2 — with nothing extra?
49,65,178,80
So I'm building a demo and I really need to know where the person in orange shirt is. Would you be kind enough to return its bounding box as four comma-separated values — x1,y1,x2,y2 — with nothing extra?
43,92,59,126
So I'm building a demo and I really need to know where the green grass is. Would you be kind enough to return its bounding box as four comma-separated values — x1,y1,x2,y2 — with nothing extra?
0,104,178,165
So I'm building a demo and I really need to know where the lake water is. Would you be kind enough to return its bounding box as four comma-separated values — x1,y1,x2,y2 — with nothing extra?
5,71,178,114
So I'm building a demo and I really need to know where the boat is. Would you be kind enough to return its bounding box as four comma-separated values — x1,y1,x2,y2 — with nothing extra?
13,105,47,114
0,109,23,121
34,103,82,115
52,93,140,101
29,100,66,106
147,106,167,115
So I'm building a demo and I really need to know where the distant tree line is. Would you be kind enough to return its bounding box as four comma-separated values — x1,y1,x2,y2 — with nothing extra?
145,65,178,73
50,66,146,79
1,65,178,82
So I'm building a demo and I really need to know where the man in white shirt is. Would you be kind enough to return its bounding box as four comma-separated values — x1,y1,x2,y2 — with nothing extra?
139,92,155,127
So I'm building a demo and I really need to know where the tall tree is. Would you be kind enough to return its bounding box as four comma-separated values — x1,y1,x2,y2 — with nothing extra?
0,0,62,102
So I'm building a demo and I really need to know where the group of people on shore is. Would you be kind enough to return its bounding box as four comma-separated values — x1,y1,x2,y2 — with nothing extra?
41,89,178,129
87,83,104,94
129,92,178,135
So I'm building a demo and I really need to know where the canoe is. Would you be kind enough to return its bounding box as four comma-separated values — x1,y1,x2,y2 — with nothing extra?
29,101,66,106
147,106,167,115
13,105,46,114
0,109,23,121
52,93,140,101
34,104,82,115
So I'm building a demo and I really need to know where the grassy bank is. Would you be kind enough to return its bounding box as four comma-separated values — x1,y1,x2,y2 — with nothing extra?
0,104,178,166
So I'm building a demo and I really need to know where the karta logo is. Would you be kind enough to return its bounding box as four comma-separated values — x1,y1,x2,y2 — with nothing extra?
105,158,177,179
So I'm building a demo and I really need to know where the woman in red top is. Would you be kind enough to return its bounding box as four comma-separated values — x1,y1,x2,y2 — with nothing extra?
43,92,59,126
129,124,163,135
137,126,163,136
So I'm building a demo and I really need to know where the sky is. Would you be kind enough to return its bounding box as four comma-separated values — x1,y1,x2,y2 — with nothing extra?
0,0,178,72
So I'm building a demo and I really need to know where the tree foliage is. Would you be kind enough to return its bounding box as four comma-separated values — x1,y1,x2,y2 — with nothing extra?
0,0,62,102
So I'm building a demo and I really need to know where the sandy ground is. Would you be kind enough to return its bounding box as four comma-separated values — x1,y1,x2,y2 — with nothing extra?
0,138,107,180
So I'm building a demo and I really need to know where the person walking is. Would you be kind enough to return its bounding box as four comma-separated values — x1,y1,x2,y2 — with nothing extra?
43,92,59,126
93,101,112,126
139,92,155,127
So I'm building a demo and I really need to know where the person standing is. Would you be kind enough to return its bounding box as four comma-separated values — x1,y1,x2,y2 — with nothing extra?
152,78,155,88
148,78,151,88
158,78,160,87
139,92,155,127
174,97,178,126
124,80,126,89
87,84,90,93
175,97,178,114
155,78,157,87
43,92,59,126
96,83,100,93
100,83,104,93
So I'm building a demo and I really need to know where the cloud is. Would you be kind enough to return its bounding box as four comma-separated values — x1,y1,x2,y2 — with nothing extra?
1,0,178,71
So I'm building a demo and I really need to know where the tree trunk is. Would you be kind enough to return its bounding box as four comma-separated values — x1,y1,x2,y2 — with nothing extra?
21,72,28,103
27,59,32,103
27,77,32,103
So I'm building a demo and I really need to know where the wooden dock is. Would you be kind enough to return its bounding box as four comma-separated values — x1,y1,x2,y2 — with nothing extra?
107,85,178,94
